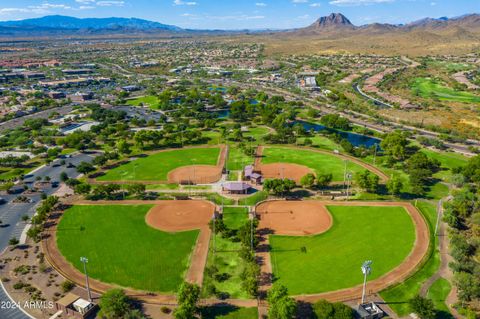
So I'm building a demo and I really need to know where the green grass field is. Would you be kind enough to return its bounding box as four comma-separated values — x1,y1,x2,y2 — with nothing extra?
98,147,220,181
126,95,160,109
261,147,366,181
57,205,199,292
380,201,438,316
421,149,468,181
412,78,480,104
223,207,249,230
238,191,269,206
427,278,453,318
227,146,253,171
269,205,416,295
200,306,258,319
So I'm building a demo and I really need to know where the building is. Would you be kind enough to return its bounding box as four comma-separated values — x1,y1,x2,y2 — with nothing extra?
222,182,251,195
48,91,66,99
356,302,384,319
63,69,94,76
68,92,94,103
122,85,141,92
55,293,96,319
244,165,263,185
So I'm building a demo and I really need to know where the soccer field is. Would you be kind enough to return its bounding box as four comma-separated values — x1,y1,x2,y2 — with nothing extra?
261,147,366,181
98,147,220,181
56,205,199,292
269,205,416,295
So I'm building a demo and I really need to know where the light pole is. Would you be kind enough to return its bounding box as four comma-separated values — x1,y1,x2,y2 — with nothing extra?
361,260,372,304
346,172,352,200
80,257,92,302
343,160,348,194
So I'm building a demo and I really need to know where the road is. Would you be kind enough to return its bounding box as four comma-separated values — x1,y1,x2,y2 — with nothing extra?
0,152,96,319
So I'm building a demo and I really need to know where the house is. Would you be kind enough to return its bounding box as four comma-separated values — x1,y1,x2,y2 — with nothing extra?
48,91,66,99
244,165,263,185
222,182,251,195
62,69,93,76
55,293,96,319
356,302,384,319
121,85,141,92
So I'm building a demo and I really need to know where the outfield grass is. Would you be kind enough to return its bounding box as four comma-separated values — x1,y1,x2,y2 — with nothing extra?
297,135,344,152
427,278,453,317
269,205,415,295
98,147,220,181
261,147,366,181
238,191,269,206
412,78,480,104
223,207,249,230
57,205,199,293
244,126,270,142
126,95,160,109
380,201,439,316
227,146,253,171
200,306,258,319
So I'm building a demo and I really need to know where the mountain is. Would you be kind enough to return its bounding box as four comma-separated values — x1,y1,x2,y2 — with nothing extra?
307,13,354,30
0,15,181,32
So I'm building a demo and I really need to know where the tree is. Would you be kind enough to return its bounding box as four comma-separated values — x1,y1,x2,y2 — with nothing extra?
174,282,200,319
355,170,380,193
380,131,408,161
408,295,435,319
9,237,19,246
312,299,354,319
74,183,92,195
267,284,297,319
316,173,333,188
60,172,69,183
98,289,131,319
263,179,296,196
127,184,146,197
300,173,316,189
387,175,403,196
27,226,43,242
117,140,131,155
76,161,95,175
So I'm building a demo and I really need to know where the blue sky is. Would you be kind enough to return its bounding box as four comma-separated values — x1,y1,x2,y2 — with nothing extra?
0,0,478,29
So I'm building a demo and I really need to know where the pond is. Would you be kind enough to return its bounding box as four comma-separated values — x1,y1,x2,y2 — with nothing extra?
295,120,381,148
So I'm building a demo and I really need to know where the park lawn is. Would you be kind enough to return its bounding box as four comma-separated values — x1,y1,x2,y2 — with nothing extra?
297,135,343,152
126,95,160,109
201,306,258,319
203,234,250,299
421,149,468,181
57,205,198,293
244,126,270,142
227,145,253,171
270,206,416,295
261,147,366,181
427,278,453,317
380,201,439,316
98,147,220,181
426,182,450,200
238,191,269,206
223,207,249,230
412,78,480,104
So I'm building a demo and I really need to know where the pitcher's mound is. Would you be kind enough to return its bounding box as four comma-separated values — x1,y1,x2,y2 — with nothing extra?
146,200,215,232
256,200,332,236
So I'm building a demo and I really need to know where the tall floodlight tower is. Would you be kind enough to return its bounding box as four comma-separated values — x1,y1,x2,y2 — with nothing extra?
361,260,372,304
80,257,92,302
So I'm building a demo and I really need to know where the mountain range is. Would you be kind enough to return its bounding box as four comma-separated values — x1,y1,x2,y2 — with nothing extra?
0,13,479,55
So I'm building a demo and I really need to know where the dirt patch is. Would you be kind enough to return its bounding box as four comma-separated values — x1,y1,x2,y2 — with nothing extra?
256,200,332,236
256,163,314,184
168,165,223,184
167,145,227,184
146,200,215,232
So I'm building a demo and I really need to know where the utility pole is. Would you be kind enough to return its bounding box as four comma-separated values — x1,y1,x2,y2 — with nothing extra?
80,257,92,302
361,260,372,304
346,173,352,201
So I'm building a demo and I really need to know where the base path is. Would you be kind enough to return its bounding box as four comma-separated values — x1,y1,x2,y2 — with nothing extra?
255,201,429,303
254,146,389,183
167,145,227,184
42,200,216,303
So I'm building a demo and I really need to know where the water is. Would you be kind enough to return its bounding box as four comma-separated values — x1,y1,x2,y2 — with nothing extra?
216,109,230,119
295,120,381,148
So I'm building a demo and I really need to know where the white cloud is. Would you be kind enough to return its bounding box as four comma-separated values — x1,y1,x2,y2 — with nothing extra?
173,0,197,5
330,0,394,5
292,0,309,3
256,2,267,6
310,2,321,7
96,1,125,6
